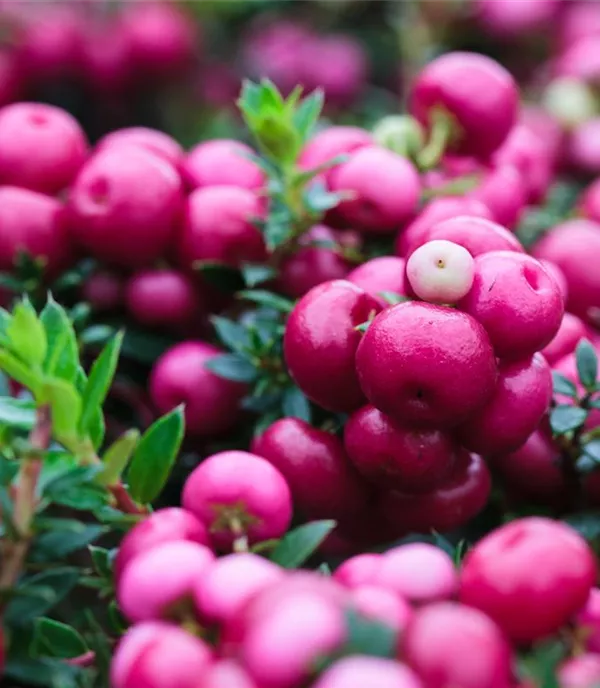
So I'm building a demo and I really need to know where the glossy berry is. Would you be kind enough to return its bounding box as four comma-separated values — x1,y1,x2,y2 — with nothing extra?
313,657,423,688
542,312,589,364
0,102,88,194
347,256,407,306
344,405,458,492
97,127,184,168
182,451,292,551
182,139,265,191
459,517,597,643
284,280,382,412
350,586,413,633
334,553,382,589
469,165,526,229
458,251,564,360
202,661,258,688
149,342,246,437
356,302,497,427
298,126,373,178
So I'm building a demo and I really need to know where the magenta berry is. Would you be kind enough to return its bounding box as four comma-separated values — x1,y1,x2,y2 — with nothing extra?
401,602,512,688
569,119,600,175
576,589,600,654
409,52,518,159
149,341,245,437
202,661,258,688
559,655,600,688
182,450,292,551
334,553,382,589
182,139,265,191
298,125,373,176
251,417,370,520
82,270,124,313
469,164,526,229
459,517,597,644
458,251,564,360
97,127,184,168
111,622,212,688
284,280,382,412
356,302,497,428
314,657,423,688
347,256,407,306
344,405,458,492
475,0,560,36
0,102,88,194
580,179,600,224
117,540,214,622
350,585,413,632
540,258,569,302
68,146,183,268
542,312,589,364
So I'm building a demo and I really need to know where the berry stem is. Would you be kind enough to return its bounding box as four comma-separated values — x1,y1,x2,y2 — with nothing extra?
417,108,454,171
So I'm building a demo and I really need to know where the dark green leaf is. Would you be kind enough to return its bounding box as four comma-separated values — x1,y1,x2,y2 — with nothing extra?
30,524,106,561
318,562,332,575
128,405,185,504
211,316,250,353
0,307,11,346
292,89,324,143
0,456,18,485
0,485,16,537
80,324,114,347
88,407,105,451
4,657,82,688
550,405,588,434
354,321,371,334
194,261,245,292
121,328,174,365
564,511,600,541
518,640,564,688
108,600,127,634
342,609,397,659
270,520,336,568
264,214,293,251
5,568,79,624
552,371,577,398
40,295,79,382
7,298,47,366
204,353,258,383
89,546,113,579
237,290,294,313
0,396,36,430
52,484,108,511
242,264,277,288
282,386,311,422
34,618,88,659
576,339,598,390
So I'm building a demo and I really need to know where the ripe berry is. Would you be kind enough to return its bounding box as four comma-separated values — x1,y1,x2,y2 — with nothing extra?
576,589,600,653
542,312,589,364
182,139,265,191
540,259,569,302
401,602,512,688
97,127,184,168
111,622,212,688
334,553,382,589
474,0,559,36
0,102,88,194
350,585,413,632
560,655,600,688
182,451,292,551
469,165,526,229
344,405,458,492
580,179,600,224
82,270,124,313
568,119,600,175
458,251,564,360
284,280,382,412
356,302,497,427
68,147,183,268
459,517,597,643
202,660,258,688
252,417,370,520
313,657,423,688
347,256,407,306
149,342,246,437
298,125,373,177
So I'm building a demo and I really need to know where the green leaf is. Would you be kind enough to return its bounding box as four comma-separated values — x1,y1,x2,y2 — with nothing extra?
30,524,106,561
242,264,277,288
342,609,397,659
292,89,324,142
128,405,185,504
5,567,79,624
204,353,258,383
304,180,342,214
54,484,107,511
576,339,598,390
4,657,82,688
211,316,250,353
0,307,11,346
40,295,79,382
378,291,410,306
7,298,47,367
518,640,564,688
89,546,113,579
584,439,600,464
354,321,371,334
270,520,336,568
97,429,140,486
552,371,577,398
194,261,245,292
34,618,88,659
0,349,42,394
0,456,18,485
550,405,588,434
237,290,294,313
121,328,174,365
41,378,81,441
564,511,600,542
282,387,311,422
0,396,36,430
79,331,123,436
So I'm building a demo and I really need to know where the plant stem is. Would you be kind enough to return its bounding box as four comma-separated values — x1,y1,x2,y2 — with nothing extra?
109,483,148,516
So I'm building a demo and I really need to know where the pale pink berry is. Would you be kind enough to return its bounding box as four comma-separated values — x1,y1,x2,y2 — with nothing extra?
559,654,600,688
334,553,383,589
202,660,258,688
350,585,413,632
313,657,423,688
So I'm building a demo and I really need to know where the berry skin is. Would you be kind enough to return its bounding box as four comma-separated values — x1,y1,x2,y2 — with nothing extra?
401,602,512,688
202,661,258,688
298,126,373,178
458,251,564,360
407,239,475,305
568,119,600,175
541,312,589,364
580,179,600,224
82,270,124,312
149,342,246,438
559,655,600,688
347,256,407,306
469,164,526,229
475,0,560,37
97,127,184,168
343,405,458,492
178,186,266,270
0,102,88,194
328,146,421,233
457,353,553,456
68,147,183,268
117,541,215,622
313,657,423,688
182,139,265,192
284,280,382,413
0,186,72,276
114,507,211,582
350,586,413,632
333,553,382,589
374,543,458,605
182,451,292,551
111,621,212,688
251,417,370,520
409,52,518,159
540,259,569,302
459,517,597,644
356,302,498,428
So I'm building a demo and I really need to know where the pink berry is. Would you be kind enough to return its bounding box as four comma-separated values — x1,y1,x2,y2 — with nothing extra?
580,179,600,224
401,602,512,688
457,353,552,456
356,302,497,427
313,657,423,688
80,19,132,95
328,146,421,233
0,102,88,194
347,256,407,306
117,541,214,622
334,554,382,589
182,139,265,192
97,127,184,168
568,119,600,175
459,517,597,644
251,417,370,520
540,259,569,302
375,543,458,605
111,621,212,688
559,655,600,688
194,553,283,627
350,585,413,632
0,49,22,108
82,270,124,312
344,405,459,492
458,251,564,360
284,280,382,412
114,507,211,582
125,270,204,331
474,0,560,36
178,186,266,270
182,451,292,551
149,342,246,437
68,147,183,268
576,589,600,653
409,52,518,159
555,34,600,82
0,186,71,276
202,660,258,688
560,3,600,49
469,165,526,229
407,239,475,304
542,312,590,364
298,126,373,176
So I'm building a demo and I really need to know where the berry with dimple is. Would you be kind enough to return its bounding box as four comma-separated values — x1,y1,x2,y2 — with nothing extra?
459,517,597,644
284,280,382,413
182,451,292,551
356,301,497,427
97,127,184,168
182,139,265,191
313,657,423,688
347,256,407,306
458,251,564,360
